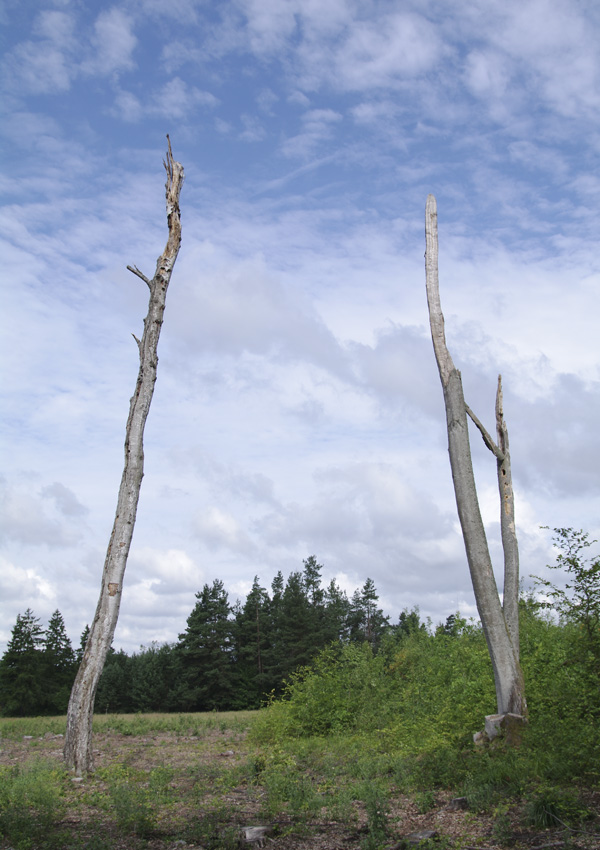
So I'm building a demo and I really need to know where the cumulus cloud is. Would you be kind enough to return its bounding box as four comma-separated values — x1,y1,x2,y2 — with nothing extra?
41,482,89,517
168,252,348,375
194,506,257,555
0,477,83,548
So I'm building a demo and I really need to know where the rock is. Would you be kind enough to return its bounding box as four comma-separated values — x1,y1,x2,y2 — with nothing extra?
240,825,272,846
392,829,439,848
23,735,33,740
446,796,469,811
219,749,235,757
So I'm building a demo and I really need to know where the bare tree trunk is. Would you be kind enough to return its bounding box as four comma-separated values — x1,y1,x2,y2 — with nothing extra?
424,194,525,718
495,377,520,655
64,139,184,774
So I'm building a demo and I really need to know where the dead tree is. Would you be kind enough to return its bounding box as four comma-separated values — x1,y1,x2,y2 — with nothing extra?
64,138,184,774
424,194,525,722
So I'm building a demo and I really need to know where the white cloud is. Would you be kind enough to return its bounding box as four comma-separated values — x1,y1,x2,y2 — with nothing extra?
82,8,137,77
2,0,599,658
239,113,267,142
150,76,218,118
129,547,203,593
194,506,257,555
5,41,73,95
112,77,218,122
236,0,298,54
0,477,84,548
281,107,342,158
112,89,144,122
41,482,89,518
463,50,510,98
332,13,442,90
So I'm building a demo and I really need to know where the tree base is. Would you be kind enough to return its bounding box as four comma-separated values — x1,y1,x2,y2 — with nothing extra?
474,713,527,746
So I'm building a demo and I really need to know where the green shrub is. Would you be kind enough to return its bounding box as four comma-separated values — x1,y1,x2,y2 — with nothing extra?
0,759,65,849
524,785,590,829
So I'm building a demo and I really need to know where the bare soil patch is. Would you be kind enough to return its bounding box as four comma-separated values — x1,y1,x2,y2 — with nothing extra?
1,725,598,850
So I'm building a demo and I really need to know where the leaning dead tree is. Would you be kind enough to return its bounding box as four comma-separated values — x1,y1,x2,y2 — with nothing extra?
424,194,525,726
64,139,184,775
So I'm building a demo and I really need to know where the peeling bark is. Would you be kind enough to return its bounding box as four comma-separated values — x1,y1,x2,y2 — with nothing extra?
64,139,184,775
424,194,525,718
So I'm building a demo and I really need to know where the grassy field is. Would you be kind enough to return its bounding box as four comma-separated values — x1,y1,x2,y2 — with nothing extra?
1,710,599,850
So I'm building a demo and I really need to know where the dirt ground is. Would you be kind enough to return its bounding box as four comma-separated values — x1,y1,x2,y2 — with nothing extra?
1,726,598,850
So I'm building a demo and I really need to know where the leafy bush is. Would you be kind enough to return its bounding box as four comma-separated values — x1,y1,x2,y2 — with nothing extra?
269,642,394,737
254,596,600,806
0,759,65,849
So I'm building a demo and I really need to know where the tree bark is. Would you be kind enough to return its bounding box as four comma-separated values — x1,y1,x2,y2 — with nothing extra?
64,139,184,774
424,194,525,718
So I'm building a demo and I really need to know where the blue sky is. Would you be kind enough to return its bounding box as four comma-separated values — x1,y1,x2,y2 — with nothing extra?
1,0,599,654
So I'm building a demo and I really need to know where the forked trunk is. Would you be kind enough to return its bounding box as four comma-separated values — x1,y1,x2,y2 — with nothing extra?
424,194,525,718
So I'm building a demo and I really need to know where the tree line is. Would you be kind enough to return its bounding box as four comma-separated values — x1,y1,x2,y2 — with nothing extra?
0,557,431,717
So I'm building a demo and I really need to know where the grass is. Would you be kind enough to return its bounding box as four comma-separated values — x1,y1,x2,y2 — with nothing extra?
1,709,599,850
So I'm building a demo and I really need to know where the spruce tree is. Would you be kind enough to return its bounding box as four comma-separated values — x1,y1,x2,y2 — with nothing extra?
43,610,76,714
234,576,272,707
0,609,45,716
323,578,351,643
348,578,389,649
130,643,181,712
177,579,236,711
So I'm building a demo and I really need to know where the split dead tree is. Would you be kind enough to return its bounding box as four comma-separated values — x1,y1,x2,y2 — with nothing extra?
64,138,184,775
424,194,526,735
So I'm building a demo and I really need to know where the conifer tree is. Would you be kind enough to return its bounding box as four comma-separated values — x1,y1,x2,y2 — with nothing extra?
177,579,236,711
323,578,351,643
0,609,45,716
348,579,389,649
234,576,272,707
43,610,76,714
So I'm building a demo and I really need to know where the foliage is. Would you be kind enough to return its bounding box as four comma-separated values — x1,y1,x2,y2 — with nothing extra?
0,609,77,717
254,642,394,739
0,562,394,717
98,763,157,836
534,527,600,675
359,780,390,850
0,609,46,716
43,610,76,714
254,596,600,807
0,759,66,849
524,785,591,829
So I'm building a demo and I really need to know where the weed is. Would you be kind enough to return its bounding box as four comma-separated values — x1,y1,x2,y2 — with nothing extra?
524,785,589,829
0,759,66,849
96,763,157,836
414,789,436,813
326,785,356,824
181,803,238,849
359,780,390,850
492,805,514,847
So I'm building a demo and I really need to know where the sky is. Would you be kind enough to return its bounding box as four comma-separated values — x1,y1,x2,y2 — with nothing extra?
1,0,599,656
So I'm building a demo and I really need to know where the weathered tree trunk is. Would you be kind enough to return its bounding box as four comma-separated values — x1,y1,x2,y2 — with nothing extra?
64,139,184,774
424,194,525,718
